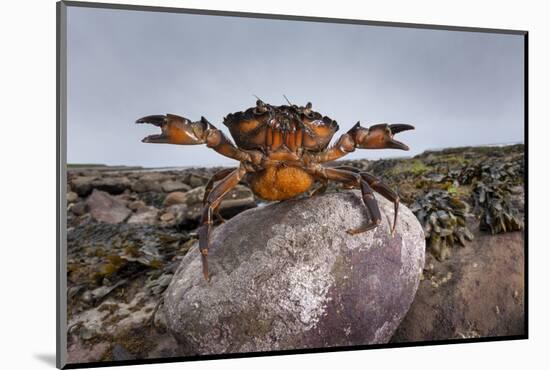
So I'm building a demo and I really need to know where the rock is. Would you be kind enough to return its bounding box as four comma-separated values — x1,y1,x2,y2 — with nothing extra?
71,175,132,196
79,324,96,340
163,191,425,355
86,190,131,224
67,191,79,203
128,200,147,211
131,172,171,193
127,206,159,225
92,176,132,195
132,179,163,193
163,192,188,207
145,273,173,295
71,201,88,216
161,180,191,193
169,187,204,206
71,175,97,196
163,185,256,220
160,212,175,222
89,279,127,303
142,172,170,182
391,229,525,342
111,344,136,361
165,205,188,225
67,341,110,364
187,174,206,188
217,198,257,219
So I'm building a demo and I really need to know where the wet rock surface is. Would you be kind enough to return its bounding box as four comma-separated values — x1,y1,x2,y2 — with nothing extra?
163,191,425,355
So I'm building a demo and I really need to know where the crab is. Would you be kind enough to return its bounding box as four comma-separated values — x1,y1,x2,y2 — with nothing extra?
136,100,414,280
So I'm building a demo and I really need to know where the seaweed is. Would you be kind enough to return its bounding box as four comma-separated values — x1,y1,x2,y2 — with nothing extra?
410,189,474,261
472,181,524,234
457,154,523,185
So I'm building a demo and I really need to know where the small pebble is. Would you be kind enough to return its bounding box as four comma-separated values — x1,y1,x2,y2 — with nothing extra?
128,200,146,211
67,191,79,203
160,212,175,222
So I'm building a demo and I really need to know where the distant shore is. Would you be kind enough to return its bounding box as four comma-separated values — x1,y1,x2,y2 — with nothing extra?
67,142,525,171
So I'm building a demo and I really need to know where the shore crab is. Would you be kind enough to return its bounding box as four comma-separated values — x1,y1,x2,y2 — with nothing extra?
136,100,414,280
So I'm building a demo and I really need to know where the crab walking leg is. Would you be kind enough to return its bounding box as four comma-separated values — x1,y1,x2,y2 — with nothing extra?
310,178,328,197
331,167,401,235
360,172,401,235
203,167,238,222
203,168,238,205
198,166,247,280
314,167,382,235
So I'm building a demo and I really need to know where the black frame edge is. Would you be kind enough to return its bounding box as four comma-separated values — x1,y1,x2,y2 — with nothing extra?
62,334,528,369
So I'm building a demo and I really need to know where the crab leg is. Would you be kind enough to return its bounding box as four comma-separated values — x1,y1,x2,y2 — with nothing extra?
313,167,382,235
310,178,328,197
203,167,238,223
329,166,400,234
203,168,237,204
198,166,247,281
359,172,400,235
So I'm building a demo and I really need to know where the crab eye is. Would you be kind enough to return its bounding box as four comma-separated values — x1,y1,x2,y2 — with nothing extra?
302,102,313,116
254,100,268,115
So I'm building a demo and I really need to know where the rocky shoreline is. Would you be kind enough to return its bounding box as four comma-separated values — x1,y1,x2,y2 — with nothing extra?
65,144,525,363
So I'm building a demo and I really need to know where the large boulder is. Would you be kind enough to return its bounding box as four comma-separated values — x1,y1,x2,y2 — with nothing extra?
163,191,425,355
391,229,525,342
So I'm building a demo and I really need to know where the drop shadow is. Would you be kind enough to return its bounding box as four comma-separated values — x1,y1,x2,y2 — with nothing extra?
34,353,57,367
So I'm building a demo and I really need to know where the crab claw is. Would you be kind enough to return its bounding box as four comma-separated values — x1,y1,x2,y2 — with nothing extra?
350,122,414,151
136,114,209,145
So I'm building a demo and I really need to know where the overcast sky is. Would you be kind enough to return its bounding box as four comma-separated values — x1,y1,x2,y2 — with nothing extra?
67,7,524,168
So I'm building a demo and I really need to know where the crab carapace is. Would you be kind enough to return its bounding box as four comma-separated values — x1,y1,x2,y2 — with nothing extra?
136,100,414,280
